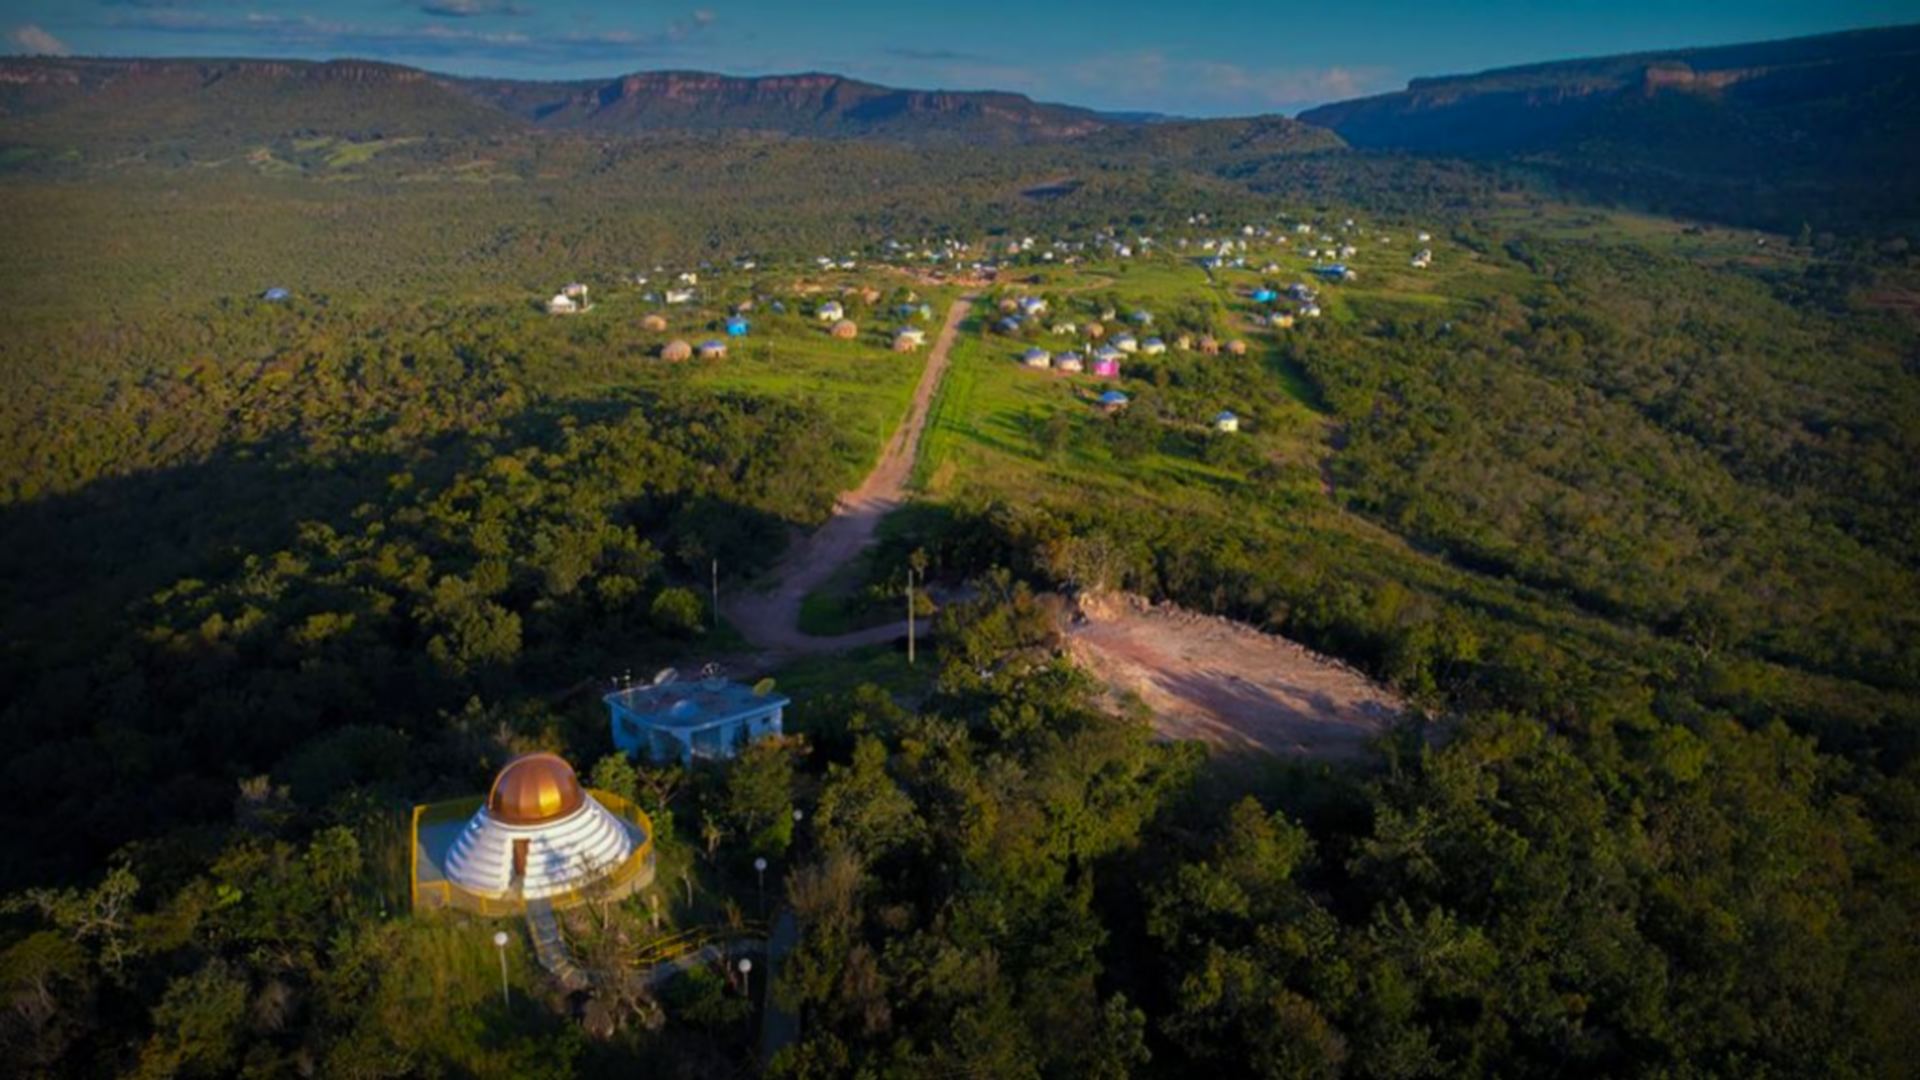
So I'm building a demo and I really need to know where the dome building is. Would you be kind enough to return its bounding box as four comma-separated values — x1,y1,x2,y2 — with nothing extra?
412,753,654,913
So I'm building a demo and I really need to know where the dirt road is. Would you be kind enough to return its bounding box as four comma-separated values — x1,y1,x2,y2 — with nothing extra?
1065,592,1403,759
723,295,973,654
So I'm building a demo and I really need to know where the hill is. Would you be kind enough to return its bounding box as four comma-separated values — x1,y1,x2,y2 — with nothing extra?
0,56,517,151
455,69,1116,143
1300,24,1920,236
0,56,1135,150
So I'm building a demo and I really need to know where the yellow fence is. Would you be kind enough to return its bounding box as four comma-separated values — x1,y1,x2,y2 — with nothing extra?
410,790,656,916
629,920,770,969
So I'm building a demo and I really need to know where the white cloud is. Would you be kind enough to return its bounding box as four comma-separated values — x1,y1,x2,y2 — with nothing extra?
8,24,71,56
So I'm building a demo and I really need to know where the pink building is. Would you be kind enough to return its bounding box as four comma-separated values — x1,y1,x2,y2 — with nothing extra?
1092,357,1120,377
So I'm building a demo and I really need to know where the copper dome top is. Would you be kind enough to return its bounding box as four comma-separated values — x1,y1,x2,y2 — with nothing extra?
487,752,586,825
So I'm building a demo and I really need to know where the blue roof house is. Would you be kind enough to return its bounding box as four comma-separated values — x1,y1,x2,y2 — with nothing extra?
606,674,790,766
726,315,750,336
1252,287,1278,303
262,287,291,302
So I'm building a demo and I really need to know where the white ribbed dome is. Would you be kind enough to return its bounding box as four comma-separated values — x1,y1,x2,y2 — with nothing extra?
443,795,635,901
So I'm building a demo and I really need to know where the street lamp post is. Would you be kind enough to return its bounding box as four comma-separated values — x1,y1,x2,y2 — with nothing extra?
737,956,754,1004
753,856,768,915
492,930,511,1009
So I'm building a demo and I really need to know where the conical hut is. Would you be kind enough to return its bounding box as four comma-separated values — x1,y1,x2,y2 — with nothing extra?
1198,335,1221,355
641,313,668,332
830,319,859,340
1226,339,1248,356
660,339,693,361
1175,333,1194,350
1084,322,1106,339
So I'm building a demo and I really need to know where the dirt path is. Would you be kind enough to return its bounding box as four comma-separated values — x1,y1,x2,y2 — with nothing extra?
1065,592,1403,759
723,295,973,655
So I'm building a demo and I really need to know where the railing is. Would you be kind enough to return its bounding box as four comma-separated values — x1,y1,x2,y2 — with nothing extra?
628,920,770,969
410,790,655,916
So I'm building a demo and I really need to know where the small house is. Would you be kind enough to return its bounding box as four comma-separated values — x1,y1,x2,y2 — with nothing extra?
1130,310,1153,325
830,319,860,340
1022,347,1052,369
1051,322,1078,336
1213,411,1240,433
697,340,728,360
606,675,789,766
1175,334,1193,351
817,300,845,322
996,316,1023,335
1226,339,1248,356
1252,287,1278,303
1097,390,1130,413
660,339,693,361
1055,352,1085,373
1141,337,1167,355
665,289,695,305
1272,313,1295,330
547,293,580,315
1198,335,1221,355
642,313,669,332
1301,304,1322,318
726,315,750,337
894,326,927,348
563,282,590,300
262,286,291,302
1113,334,1139,354
1084,322,1106,339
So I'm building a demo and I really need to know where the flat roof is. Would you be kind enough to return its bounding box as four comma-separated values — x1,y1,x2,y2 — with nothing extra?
604,678,789,730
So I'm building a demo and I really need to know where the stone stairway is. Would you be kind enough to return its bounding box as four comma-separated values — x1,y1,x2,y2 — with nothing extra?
525,896,590,993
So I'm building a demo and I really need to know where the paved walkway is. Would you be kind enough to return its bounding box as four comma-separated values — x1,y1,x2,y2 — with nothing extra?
759,909,800,1062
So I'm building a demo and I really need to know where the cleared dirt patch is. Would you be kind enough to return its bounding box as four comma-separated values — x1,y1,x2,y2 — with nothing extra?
1065,591,1403,759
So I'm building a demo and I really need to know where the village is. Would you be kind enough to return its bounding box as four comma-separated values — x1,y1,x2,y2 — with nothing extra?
363,205,1456,1059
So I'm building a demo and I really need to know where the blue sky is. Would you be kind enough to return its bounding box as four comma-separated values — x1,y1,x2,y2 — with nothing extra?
4,1,1914,115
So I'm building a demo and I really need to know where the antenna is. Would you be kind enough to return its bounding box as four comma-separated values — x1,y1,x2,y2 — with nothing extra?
652,667,678,687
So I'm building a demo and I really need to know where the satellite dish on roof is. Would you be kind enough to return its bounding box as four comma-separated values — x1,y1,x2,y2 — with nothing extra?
652,667,678,687
752,678,776,697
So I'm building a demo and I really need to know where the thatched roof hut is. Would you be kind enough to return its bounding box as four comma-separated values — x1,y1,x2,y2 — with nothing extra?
859,287,881,305
642,314,668,332
1198,335,1221,355
830,319,859,339
1084,322,1106,339
660,339,693,362
1226,339,1248,356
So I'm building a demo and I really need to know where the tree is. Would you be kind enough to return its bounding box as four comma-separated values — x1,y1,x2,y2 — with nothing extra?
813,737,922,860
650,587,706,638
135,960,250,1079
723,737,799,855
